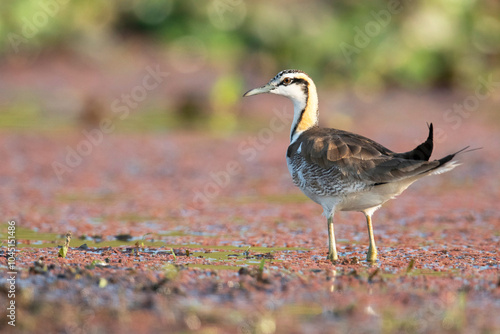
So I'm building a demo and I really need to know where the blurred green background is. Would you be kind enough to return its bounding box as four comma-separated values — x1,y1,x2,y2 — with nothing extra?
0,0,499,132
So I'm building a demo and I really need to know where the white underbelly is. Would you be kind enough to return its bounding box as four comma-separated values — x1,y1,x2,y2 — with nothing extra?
337,180,415,212
286,155,416,213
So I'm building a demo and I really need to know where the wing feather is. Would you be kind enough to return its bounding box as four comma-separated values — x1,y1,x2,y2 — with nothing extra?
287,126,441,185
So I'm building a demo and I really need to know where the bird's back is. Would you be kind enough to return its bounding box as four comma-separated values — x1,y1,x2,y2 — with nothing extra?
286,124,459,211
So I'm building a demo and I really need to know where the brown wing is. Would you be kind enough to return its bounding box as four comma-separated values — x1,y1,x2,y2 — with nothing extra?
287,126,441,184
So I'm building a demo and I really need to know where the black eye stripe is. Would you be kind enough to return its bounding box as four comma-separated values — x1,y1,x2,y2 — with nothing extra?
278,78,308,86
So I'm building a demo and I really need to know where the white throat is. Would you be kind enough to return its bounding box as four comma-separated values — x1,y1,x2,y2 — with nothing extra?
284,82,318,144
290,97,307,142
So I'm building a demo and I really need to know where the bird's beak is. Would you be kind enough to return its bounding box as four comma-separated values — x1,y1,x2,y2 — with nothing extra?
243,83,274,97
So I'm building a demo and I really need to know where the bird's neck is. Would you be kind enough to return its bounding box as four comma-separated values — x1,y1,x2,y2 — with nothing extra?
290,82,319,143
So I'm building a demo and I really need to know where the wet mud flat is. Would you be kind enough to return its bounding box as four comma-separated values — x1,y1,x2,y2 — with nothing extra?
1,119,499,333
1,237,499,333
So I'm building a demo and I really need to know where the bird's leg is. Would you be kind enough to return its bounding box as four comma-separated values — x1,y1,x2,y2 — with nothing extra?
326,215,338,262
365,213,378,262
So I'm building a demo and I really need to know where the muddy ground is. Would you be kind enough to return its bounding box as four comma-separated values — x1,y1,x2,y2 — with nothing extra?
0,79,499,333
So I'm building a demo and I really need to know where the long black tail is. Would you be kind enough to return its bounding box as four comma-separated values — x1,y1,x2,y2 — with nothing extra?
394,123,433,161
415,146,476,176
437,146,479,166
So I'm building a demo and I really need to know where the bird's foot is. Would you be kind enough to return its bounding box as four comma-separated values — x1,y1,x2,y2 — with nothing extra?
327,252,338,264
366,247,378,263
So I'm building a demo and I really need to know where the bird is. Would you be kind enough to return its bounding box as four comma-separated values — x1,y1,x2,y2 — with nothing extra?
243,69,469,263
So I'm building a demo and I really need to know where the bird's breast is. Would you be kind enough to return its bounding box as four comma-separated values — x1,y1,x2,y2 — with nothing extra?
286,151,365,198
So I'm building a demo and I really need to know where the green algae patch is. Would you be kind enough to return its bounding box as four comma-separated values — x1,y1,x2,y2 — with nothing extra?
185,264,243,271
162,244,307,252
0,225,309,254
0,225,63,246
0,224,163,249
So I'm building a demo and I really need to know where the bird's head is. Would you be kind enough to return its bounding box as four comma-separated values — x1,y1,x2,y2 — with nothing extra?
243,69,319,140
243,69,314,105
